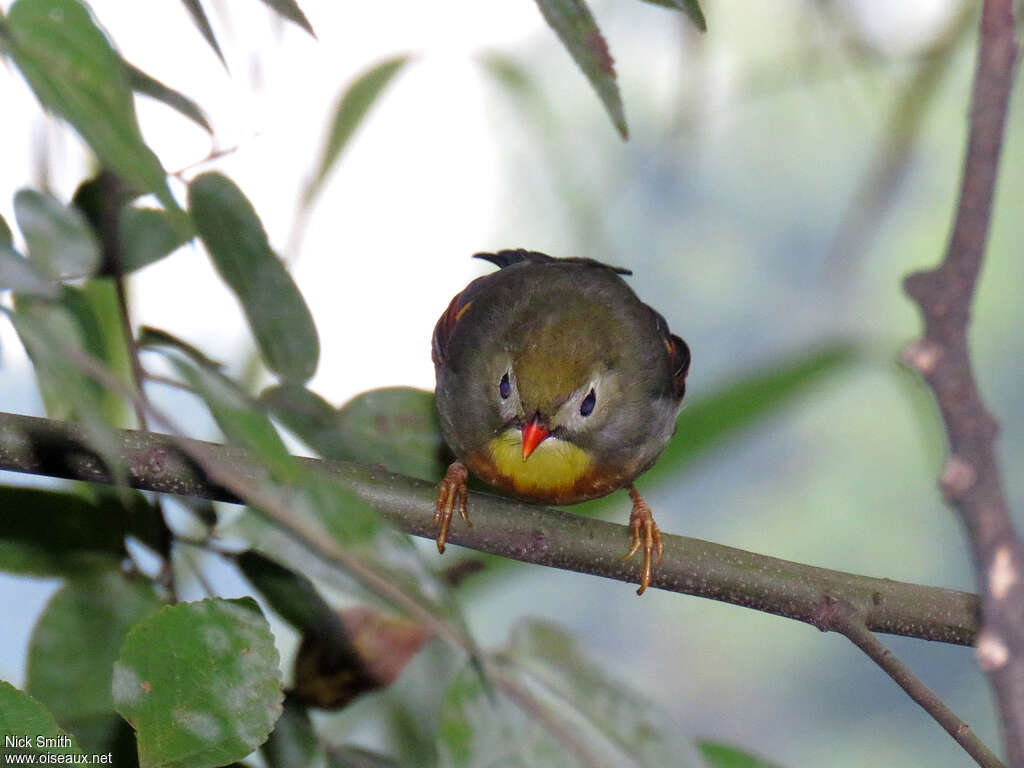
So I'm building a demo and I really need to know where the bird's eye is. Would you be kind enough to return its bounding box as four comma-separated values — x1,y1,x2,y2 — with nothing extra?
499,372,511,400
580,388,596,417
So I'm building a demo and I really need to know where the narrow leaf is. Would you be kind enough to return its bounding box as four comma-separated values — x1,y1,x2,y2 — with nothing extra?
138,325,223,371
261,697,323,768
0,243,58,297
179,0,227,69
533,0,627,139
69,280,135,425
7,301,128,483
0,213,12,245
0,682,81,757
504,619,682,766
146,342,299,482
113,598,284,768
145,339,383,543
124,60,213,133
262,385,446,481
258,0,315,37
235,550,342,636
642,343,856,487
3,0,181,215
27,571,162,724
639,0,706,32
14,188,100,280
0,486,127,576
304,56,409,207
697,741,784,768
120,207,194,273
188,172,320,383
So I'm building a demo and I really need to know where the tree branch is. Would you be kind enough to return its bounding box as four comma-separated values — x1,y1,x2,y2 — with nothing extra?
819,597,1004,768
0,409,980,646
902,0,1023,761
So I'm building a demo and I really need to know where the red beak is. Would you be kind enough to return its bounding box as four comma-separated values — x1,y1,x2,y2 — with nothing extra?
521,419,549,460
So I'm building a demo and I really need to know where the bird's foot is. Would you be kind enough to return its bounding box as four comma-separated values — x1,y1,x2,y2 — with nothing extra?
620,485,663,595
434,460,470,554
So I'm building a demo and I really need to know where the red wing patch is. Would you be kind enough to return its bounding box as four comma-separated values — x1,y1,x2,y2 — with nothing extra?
666,333,691,400
432,291,470,366
650,307,690,401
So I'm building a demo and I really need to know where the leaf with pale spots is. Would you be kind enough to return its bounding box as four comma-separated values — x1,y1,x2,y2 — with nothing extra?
113,597,283,768
27,571,162,729
0,682,81,757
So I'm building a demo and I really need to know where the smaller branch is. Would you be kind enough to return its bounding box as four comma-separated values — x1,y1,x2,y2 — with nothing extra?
818,597,1004,768
902,0,1024,759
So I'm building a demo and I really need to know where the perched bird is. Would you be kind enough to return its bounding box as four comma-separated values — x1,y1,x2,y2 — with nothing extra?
431,250,690,594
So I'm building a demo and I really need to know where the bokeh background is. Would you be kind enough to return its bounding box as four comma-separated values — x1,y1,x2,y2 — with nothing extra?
2,0,1022,765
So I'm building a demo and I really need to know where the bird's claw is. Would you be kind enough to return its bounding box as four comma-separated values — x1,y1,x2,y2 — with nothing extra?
620,486,663,595
434,461,470,553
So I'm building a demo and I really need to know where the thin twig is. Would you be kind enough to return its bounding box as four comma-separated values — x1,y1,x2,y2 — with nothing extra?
0,408,981,647
817,597,1005,768
902,0,1024,761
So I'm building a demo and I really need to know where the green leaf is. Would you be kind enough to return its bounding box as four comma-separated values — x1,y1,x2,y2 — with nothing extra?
120,207,193,273
262,385,446,481
697,741,784,768
2,0,181,215
439,620,685,768
0,483,121,577
0,682,81,757
179,0,226,68
642,343,856,487
188,172,320,383
14,188,100,280
439,665,566,768
258,0,315,37
0,212,12,245
138,325,223,371
261,697,323,768
6,302,128,484
124,60,212,133
71,280,135,425
146,339,382,543
235,550,343,637
533,0,627,139
27,571,162,725
0,486,158,576
638,0,706,31
303,56,409,208
503,620,682,766
0,242,58,297
113,598,284,768
148,341,299,482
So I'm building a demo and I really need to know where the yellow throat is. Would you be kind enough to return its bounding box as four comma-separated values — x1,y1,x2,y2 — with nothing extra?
486,428,591,496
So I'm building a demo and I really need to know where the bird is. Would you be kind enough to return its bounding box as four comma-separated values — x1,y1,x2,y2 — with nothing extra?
431,249,690,594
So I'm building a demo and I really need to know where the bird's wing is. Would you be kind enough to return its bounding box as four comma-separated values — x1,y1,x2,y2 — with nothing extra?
473,249,632,275
649,307,690,400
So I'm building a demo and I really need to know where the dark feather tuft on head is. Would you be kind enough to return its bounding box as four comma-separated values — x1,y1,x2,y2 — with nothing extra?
473,249,632,275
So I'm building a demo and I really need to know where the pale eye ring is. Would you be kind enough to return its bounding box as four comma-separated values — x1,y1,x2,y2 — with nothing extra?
499,372,511,399
580,388,596,417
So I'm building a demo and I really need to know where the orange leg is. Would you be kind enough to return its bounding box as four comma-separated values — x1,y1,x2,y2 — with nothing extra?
620,485,664,595
434,460,470,553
